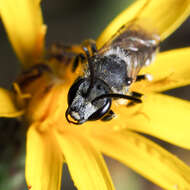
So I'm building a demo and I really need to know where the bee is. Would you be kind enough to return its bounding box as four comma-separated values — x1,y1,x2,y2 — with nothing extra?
15,12,160,125
65,23,160,124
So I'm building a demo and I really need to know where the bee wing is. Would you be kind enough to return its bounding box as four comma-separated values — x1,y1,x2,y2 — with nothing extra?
97,0,190,50
124,49,152,81
97,21,159,80
98,20,160,55
98,23,160,53
96,1,164,80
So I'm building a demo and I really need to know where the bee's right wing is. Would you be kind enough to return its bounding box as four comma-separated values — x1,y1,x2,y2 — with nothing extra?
97,0,190,49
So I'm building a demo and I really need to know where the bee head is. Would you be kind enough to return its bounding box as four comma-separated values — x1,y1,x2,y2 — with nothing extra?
66,78,112,124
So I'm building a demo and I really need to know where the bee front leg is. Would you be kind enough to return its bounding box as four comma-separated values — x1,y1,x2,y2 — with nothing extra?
72,53,86,72
72,39,97,72
82,39,97,57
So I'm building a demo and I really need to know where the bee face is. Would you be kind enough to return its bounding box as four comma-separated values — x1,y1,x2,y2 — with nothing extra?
66,78,112,124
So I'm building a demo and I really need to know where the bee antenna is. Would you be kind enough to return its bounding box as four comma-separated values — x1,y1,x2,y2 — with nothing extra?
92,93,142,103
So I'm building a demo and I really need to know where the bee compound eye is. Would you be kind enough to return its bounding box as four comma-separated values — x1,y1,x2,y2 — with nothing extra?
88,98,111,121
68,78,86,105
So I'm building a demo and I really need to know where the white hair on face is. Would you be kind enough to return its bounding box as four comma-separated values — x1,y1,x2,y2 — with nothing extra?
83,102,97,120
71,111,80,120
71,94,97,121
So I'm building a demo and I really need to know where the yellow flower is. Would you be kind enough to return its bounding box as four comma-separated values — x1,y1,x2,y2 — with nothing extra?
1,0,190,190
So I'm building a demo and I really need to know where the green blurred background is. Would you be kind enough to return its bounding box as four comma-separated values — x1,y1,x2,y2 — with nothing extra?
0,0,190,189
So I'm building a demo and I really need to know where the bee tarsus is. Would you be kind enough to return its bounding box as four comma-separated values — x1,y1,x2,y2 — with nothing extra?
130,91,143,98
72,53,86,72
16,63,52,88
101,110,116,121
136,74,153,82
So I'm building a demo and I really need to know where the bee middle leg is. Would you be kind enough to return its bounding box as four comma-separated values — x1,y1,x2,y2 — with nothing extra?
82,39,97,57
127,91,143,107
130,91,143,98
136,74,152,82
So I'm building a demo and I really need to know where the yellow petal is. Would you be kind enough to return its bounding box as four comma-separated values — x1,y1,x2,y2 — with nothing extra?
0,88,23,117
91,129,190,190
97,0,190,48
123,93,190,150
55,129,115,190
132,48,190,93
25,125,63,190
73,93,190,150
0,0,46,66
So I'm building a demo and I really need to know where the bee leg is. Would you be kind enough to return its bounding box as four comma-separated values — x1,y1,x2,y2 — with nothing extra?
130,91,143,98
49,43,83,60
16,63,52,87
49,43,69,61
136,74,152,82
72,39,97,72
82,39,97,57
72,53,86,72
101,110,116,121
90,43,97,55
126,91,143,107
